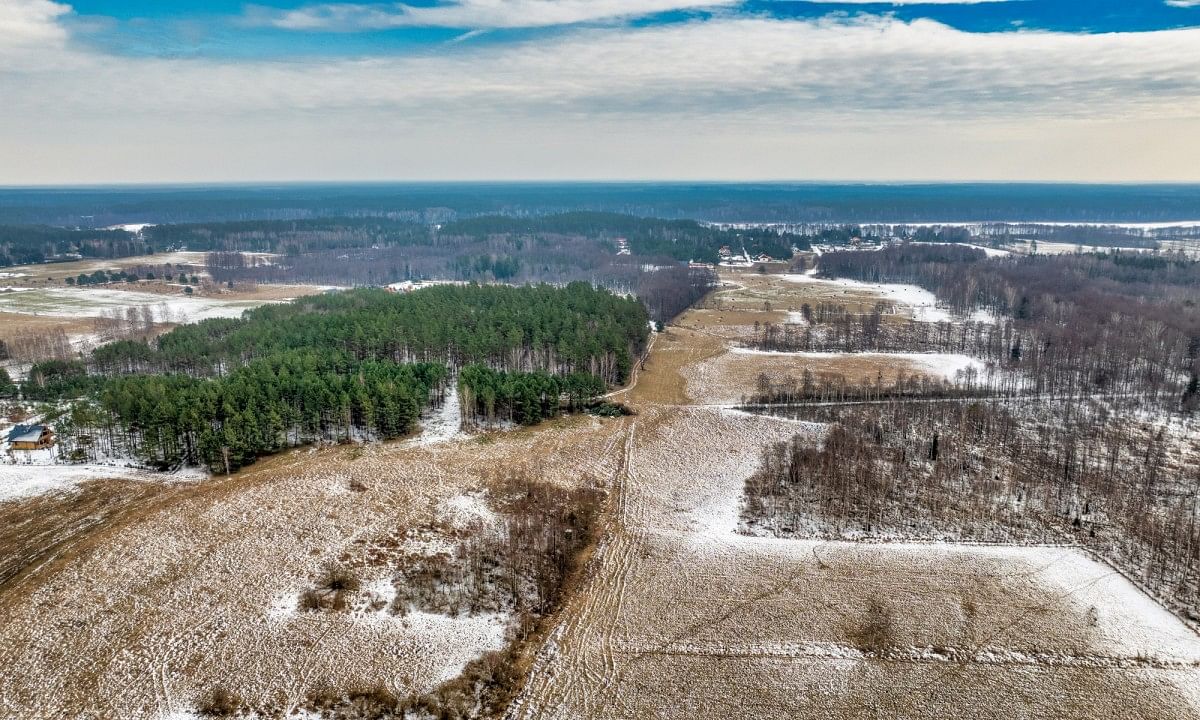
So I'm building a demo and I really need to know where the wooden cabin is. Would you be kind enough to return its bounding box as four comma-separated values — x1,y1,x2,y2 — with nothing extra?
6,424,55,451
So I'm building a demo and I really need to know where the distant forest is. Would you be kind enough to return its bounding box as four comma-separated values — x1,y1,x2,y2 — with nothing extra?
0,225,143,266
3,183,1200,226
25,284,649,472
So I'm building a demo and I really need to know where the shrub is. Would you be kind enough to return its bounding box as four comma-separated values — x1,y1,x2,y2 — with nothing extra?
196,686,244,717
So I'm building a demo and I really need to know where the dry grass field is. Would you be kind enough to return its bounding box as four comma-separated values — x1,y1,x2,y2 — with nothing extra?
1,267,1198,719
0,415,626,718
509,270,1200,720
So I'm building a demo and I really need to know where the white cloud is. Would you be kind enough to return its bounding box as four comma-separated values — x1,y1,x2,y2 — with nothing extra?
0,0,70,56
1,3,1199,182
250,0,739,30
1165,0,1200,7
803,0,1013,3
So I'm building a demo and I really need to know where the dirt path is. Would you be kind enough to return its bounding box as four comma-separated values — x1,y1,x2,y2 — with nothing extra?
508,270,1200,720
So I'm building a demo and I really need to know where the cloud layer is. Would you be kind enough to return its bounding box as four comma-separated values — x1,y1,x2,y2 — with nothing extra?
250,0,738,30
1,0,1199,182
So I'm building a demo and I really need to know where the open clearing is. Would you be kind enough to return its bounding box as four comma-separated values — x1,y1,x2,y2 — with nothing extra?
510,268,1200,719
1,267,1198,718
1,252,260,285
0,411,627,718
0,287,278,323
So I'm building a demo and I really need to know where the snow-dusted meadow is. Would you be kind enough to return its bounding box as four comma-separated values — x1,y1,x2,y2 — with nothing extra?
512,403,1200,719
0,286,271,323
0,401,626,718
3,263,1198,719
510,268,1200,719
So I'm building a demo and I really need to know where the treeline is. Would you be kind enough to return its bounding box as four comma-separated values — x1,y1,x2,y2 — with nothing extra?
158,212,802,266
205,236,622,288
0,225,142,267
458,365,606,426
28,284,647,472
743,367,992,406
811,245,1200,409
638,265,718,325
146,218,430,254
743,397,1200,622
438,211,802,262
977,223,1163,248
54,353,444,472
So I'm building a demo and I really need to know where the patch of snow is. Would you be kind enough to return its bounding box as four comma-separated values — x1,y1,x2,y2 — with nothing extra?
0,462,205,503
401,534,457,557
0,287,278,323
105,223,155,234
781,273,952,323
727,347,988,382
267,592,300,621
413,382,466,447
963,242,1011,257
439,492,498,530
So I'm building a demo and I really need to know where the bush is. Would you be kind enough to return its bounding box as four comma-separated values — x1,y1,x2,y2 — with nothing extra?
196,686,244,717
299,564,361,612
586,401,633,418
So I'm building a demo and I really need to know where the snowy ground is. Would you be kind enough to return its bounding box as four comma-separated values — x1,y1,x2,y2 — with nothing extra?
4,267,1198,719
729,347,987,381
0,287,274,324
509,273,1200,720
411,382,467,447
684,346,993,405
0,408,626,718
781,273,954,323
0,462,203,503
512,403,1200,719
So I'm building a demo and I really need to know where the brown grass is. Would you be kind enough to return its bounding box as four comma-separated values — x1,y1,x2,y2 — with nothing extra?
0,311,97,336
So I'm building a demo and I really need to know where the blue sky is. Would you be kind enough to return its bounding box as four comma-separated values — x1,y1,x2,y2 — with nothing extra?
2,0,1200,183
60,1,1200,58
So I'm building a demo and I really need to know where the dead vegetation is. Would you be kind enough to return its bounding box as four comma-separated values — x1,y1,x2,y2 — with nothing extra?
849,595,897,653
299,565,363,612
277,470,607,720
742,393,1200,624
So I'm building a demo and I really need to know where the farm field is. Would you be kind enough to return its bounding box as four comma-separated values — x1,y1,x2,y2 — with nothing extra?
0,267,1197,718
510,268,1200,719
0,410,626,718
0,252,263,285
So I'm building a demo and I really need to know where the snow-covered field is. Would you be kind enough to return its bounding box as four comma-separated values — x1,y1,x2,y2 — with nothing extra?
512,404,1200,719
684,346,993,405
0,409,626,718
3,265,1198,719
0,462,203,503
781,273,955,323
510,273,1200,719
0,287,272,323
729,347,986,381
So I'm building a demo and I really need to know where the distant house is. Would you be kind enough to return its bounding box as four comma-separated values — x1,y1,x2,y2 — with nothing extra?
6,424,55,451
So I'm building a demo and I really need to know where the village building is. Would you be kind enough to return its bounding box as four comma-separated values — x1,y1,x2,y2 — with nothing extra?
6,424,55,451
